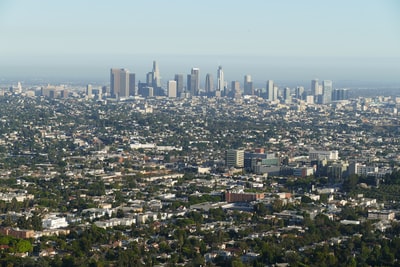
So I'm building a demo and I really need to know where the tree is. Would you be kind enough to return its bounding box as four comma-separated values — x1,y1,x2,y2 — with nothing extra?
343,174,359,192
272,199,284,212
16,239,33,253
31,212,43,231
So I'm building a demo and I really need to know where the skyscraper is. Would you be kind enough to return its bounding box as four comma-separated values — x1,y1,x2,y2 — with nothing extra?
120,69,129,97
205,73,214,94
311,79,320,96
188,68,200,96
152,61,161,88
266,80,276,101
86,84,93,99
217,66,224,92
244,75,253,95
146,72,154,86
333,88,349,101
129,73,136,96
110,68,130,98
283,87,291,103
167,80,177,98
231,81,239,92
174,74,184,96
232,81,241,100
295,86,305,100
322,80,333,104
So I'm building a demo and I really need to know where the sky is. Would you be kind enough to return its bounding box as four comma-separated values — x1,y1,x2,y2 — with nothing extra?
0,0,399,87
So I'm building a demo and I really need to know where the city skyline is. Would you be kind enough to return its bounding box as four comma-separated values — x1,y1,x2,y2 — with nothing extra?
0,0,399,85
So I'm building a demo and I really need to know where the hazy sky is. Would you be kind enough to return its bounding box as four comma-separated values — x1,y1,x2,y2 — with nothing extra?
0,0,399,85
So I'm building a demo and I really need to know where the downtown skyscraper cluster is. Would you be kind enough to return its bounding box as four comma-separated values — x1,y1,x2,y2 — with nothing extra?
108,60,347,104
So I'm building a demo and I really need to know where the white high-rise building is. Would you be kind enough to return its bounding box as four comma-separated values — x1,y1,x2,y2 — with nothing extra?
226,149,245,168
266,80,277,101
322,80,333,104
217,66,224,92
311,79,319,96
167,80,177,98
152,61,161,88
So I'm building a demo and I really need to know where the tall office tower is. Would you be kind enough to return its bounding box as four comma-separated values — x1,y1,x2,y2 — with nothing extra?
266,80,276,101
129,73,136,96
311,79,320,96
187,74,192,94
295,86,305,99
332,89,338,101
188,68,200,96
231,81,240,93
226,149,245,168
86,84,93,99
146,72,154,86
174,74,184,96
61,89,69,99
152,61,161,88
217,66,224,91
205,73,214,94
244,75,253,95
342,88,349,100
98,87,103,100
110,68,130,98
101,86,108,96
119,69,129,98
322,80,333,104
110,68,120,98
232,81,241,99
167,80,177,98
283,87,291,103
273,86,278,101
140,87,153,98
333,88,349,101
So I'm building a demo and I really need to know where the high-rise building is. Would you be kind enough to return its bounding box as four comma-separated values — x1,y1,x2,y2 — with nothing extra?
146,72,154,86
205,73,214,94
110,68,130,98
244,75,253,95
110,69,120,98
283,87,291,103
129,73,136,96
174,74,184,96
333,88,349,101
306,95,314,104
152,61,161,88
322,80,333,104
217,66,224,92
295,86,305,100
119,69,129,98
226,149,245,168
187,68,200,96
311,79,321,96
167,80,177,98
86,84,93,99
232,81,241,100
266,80,277,101
231,81,240,92
139,87,153,98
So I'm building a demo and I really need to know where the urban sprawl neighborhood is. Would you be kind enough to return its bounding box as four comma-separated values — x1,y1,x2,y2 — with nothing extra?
0,62,399,266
